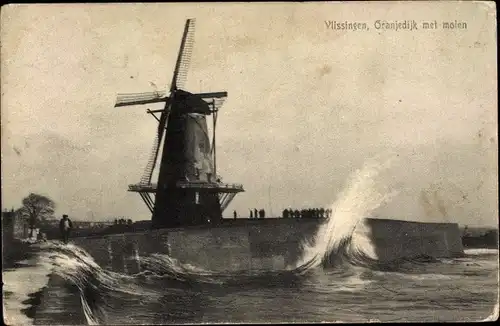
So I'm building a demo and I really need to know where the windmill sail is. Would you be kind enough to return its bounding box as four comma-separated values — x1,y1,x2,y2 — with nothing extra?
115,91,167,107
170,19,196,91
150,19,196,185
140,132,160,185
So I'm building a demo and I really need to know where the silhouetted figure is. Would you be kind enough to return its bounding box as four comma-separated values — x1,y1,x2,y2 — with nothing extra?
283,209,289,219
233,210,237,219
250,210,253,219
259,209,265,218
37,231,47,242
320,208,325,219
463,225,471,237
294,209,300,219
254,209,258,219
59,214,73,244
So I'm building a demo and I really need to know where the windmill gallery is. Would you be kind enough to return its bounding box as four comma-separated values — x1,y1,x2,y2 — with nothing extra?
59,19,464,274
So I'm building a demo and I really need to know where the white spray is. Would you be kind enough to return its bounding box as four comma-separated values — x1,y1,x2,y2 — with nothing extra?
296,155,400,270
36,242,162,325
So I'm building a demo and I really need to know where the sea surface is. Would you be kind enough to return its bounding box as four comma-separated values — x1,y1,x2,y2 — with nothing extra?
3,244,498,324
3,156,499,324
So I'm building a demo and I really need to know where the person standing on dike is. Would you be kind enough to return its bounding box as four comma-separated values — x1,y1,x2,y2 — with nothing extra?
59,214,73,244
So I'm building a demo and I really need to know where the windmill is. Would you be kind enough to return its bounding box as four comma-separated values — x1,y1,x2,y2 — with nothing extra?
114,19,244,229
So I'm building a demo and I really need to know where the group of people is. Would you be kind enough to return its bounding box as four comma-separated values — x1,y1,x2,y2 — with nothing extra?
233,208,266,219
233,207,332,220
251,208,266,219
114,218,133,225
282,208,332,219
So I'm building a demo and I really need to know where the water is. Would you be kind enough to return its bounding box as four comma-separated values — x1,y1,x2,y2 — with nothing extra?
3,156,498,324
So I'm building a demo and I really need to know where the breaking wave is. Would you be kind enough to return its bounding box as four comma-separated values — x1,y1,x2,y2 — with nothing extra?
295,154,400,272
36,242,163,324
32,242,309,324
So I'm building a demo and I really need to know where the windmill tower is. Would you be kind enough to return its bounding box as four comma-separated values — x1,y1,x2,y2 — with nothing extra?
114,19,244,229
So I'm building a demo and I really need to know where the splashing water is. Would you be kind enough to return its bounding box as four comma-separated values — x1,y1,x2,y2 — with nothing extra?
137,253,226,284
35,242,163,324
296,155,400,271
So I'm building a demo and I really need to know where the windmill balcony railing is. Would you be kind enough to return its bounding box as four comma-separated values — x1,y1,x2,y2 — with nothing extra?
128,181,244,192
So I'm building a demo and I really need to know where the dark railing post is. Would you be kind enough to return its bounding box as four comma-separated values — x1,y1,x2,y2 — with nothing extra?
212,101,217,179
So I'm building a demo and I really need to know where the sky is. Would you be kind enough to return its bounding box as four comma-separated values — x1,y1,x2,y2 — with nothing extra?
1,2,497,227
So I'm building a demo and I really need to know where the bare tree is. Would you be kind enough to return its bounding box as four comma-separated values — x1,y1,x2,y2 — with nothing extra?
16,193,56,236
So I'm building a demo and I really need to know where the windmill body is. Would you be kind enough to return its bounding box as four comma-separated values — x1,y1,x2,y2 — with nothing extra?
115,19,244,229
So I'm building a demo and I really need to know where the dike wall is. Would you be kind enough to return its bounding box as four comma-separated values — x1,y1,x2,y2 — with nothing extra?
71,218,464,274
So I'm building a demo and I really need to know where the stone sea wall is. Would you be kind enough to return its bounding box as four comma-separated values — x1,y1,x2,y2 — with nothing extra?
72,218,464,274
363,218,464,261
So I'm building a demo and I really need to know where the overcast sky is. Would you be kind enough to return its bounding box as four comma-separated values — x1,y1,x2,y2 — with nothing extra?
1,2,497,227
